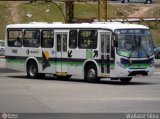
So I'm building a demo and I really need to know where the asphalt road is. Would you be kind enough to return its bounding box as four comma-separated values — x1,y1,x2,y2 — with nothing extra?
0,58,160,114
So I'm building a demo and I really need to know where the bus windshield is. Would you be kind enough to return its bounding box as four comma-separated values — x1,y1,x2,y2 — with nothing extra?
115,29,154,58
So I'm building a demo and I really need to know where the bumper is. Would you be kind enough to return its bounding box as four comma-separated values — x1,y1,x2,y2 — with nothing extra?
115,66,154,78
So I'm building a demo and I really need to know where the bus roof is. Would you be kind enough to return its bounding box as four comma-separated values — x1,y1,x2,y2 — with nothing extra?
6,22,149,31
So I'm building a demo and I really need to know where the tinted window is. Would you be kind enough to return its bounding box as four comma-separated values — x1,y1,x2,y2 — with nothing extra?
41,30,54,48
78,30,97,49
23,30,40,47
57,34,61,52
8,30,23,47
69,30,77,49
63,34,67,52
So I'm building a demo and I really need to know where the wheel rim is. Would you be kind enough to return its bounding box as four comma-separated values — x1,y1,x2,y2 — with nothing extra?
88,69,96,79
29,65,37,77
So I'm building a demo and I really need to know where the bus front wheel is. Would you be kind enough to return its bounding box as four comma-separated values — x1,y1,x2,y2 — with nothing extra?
27,62,38,79
120,78,132,83
85,64,99,83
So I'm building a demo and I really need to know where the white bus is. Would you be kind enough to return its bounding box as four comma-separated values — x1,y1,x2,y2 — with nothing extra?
5,22,154,83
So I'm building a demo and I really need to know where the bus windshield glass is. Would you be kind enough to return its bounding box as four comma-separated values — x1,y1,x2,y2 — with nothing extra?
115,29,154,58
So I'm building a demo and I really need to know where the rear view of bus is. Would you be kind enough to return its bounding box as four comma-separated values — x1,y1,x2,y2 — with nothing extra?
114,27,154,83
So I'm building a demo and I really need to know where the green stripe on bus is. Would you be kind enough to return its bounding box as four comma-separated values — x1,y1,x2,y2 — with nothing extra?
125,63,151,68
6,59,26,63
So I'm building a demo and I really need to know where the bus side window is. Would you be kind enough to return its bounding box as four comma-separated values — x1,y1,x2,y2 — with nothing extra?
63,34,67,52
8,30,23,47
69,30,77,49
23,30,40,47
41,30,54,48
57,34,61,52
78,30,97,49
111,34,115,59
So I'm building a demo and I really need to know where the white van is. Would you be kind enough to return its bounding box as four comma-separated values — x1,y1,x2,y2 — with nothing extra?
0,40,5,56
121,0,152,4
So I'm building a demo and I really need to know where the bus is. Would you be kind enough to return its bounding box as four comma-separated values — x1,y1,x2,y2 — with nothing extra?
5,22,155,83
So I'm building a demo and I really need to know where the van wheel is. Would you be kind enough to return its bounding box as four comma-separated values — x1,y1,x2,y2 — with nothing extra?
27,62,38,79
85,64,99,83
120,78,132,84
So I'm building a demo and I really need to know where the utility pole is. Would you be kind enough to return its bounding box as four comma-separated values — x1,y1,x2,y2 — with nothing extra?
104,0,108,21
97,0,108,21
98,0,101,21
65,1,74,23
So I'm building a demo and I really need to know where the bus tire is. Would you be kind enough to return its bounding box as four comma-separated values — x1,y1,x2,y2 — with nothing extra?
120,78,132,84
27,61,38,79
85,64,99,83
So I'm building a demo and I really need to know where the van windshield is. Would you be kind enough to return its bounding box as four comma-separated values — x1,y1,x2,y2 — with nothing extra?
115,29,154,58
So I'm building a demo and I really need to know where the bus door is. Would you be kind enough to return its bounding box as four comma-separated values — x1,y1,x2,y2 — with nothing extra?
55,32,68,75
100,32,111,75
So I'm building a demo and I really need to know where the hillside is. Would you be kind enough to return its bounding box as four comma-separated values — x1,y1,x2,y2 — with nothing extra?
0,2,11,39
0,1,160,45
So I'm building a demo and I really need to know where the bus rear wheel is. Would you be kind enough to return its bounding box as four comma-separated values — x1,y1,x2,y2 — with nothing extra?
27,62,39,79
85,64,99,83
120,78,132,84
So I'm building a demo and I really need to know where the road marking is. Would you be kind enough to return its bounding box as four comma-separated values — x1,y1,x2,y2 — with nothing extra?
57,98,160,102
96,98,160,101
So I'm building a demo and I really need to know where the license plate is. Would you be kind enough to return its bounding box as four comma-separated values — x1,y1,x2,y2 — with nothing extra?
136,74,142,77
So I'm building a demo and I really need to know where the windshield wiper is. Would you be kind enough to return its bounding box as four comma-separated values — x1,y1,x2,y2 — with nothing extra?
136,35,150,58
128,36,138,59
129,35,150,59
141,45,150,58
128,46,135,59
